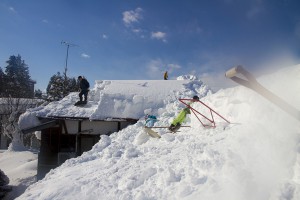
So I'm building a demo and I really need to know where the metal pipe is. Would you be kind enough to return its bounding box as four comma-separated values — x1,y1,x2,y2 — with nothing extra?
225,65,300,121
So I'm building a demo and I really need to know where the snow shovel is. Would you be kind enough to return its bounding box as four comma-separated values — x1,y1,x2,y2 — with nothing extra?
225,65,300,121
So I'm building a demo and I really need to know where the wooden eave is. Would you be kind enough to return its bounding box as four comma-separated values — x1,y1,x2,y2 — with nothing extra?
21,120,59,134
37,115,138,122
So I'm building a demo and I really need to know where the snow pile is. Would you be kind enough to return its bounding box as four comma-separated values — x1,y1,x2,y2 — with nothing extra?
176,74,198,80
19,79,209,129
91,80,210,120
0,151,38,200
17,65,300,200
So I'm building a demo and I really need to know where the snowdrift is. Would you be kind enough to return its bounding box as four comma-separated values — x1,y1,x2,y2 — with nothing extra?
18,78,210,129
17,65,300,200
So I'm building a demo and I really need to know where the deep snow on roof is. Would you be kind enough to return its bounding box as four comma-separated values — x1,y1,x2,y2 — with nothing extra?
19,78,211,129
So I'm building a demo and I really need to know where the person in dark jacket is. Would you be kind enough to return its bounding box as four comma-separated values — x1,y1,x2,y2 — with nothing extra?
164,71,168,80
78,76,90,102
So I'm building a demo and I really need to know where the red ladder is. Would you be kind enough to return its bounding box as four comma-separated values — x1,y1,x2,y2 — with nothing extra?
179,98,230,128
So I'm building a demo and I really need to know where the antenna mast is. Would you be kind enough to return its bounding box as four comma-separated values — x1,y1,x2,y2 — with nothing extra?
61,41,78,77
61,41,79,97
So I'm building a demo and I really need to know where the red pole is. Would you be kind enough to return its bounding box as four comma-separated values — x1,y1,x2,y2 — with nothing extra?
179,98,230,126
180,100,214,123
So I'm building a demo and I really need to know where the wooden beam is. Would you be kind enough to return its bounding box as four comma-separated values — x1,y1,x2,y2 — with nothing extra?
62,120,68,134
21,120,59,134
118,122,121,131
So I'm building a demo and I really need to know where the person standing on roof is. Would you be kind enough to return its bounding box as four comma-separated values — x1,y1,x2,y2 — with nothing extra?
78,76,90,103
164,71,168,80
168,95,199,132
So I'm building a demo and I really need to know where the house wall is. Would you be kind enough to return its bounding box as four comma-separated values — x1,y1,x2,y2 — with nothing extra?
63,120,135,135
0,134,10,150
62,120,78,134
37,118,137,180
82,121,119,135
37,127,61,180
119,121,136,129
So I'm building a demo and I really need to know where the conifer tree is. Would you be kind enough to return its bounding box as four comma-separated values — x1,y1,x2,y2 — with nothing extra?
34,89,43,98
46,72,77,101
0,67,4,97
4,55,32,98
65,77,77,96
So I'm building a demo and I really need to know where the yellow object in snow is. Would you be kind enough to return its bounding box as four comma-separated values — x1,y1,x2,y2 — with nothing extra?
171,107,191,126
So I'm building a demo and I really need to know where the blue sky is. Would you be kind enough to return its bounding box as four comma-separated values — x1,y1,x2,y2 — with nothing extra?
0,0,300,91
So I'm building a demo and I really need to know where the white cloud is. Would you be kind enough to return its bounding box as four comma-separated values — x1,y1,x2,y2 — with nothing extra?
122,7,143,26
131,28,146,38
9,6,17,13
167,64,181,73
42,19,48,23
81,53,90,59
146,59,165,79
146,59,182,79
102,34,108,39
151,31,167,42
147,60,161,73
132,28,142,33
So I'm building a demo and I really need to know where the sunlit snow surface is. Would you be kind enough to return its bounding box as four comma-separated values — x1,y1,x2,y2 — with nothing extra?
17,66,300,200
18,79,209,129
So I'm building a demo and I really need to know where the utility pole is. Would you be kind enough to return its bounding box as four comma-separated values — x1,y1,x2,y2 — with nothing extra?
61,41,78,96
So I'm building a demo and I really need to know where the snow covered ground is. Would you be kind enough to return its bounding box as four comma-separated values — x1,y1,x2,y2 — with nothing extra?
1,65,300,200
0,150,38,200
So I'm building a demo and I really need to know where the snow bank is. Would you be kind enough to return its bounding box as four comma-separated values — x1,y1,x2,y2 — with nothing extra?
0,151,38,199
17,65,300,200
18,79,209,129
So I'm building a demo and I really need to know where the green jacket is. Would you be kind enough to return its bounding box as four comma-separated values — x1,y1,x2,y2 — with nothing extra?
171,107,191,126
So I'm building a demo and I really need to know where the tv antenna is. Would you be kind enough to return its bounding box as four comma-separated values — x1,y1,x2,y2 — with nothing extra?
61,41,79,77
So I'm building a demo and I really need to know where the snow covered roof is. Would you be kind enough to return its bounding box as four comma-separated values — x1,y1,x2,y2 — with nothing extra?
19,78,211,129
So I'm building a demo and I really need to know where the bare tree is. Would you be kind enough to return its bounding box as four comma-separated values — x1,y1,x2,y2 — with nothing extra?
0,97,42,151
